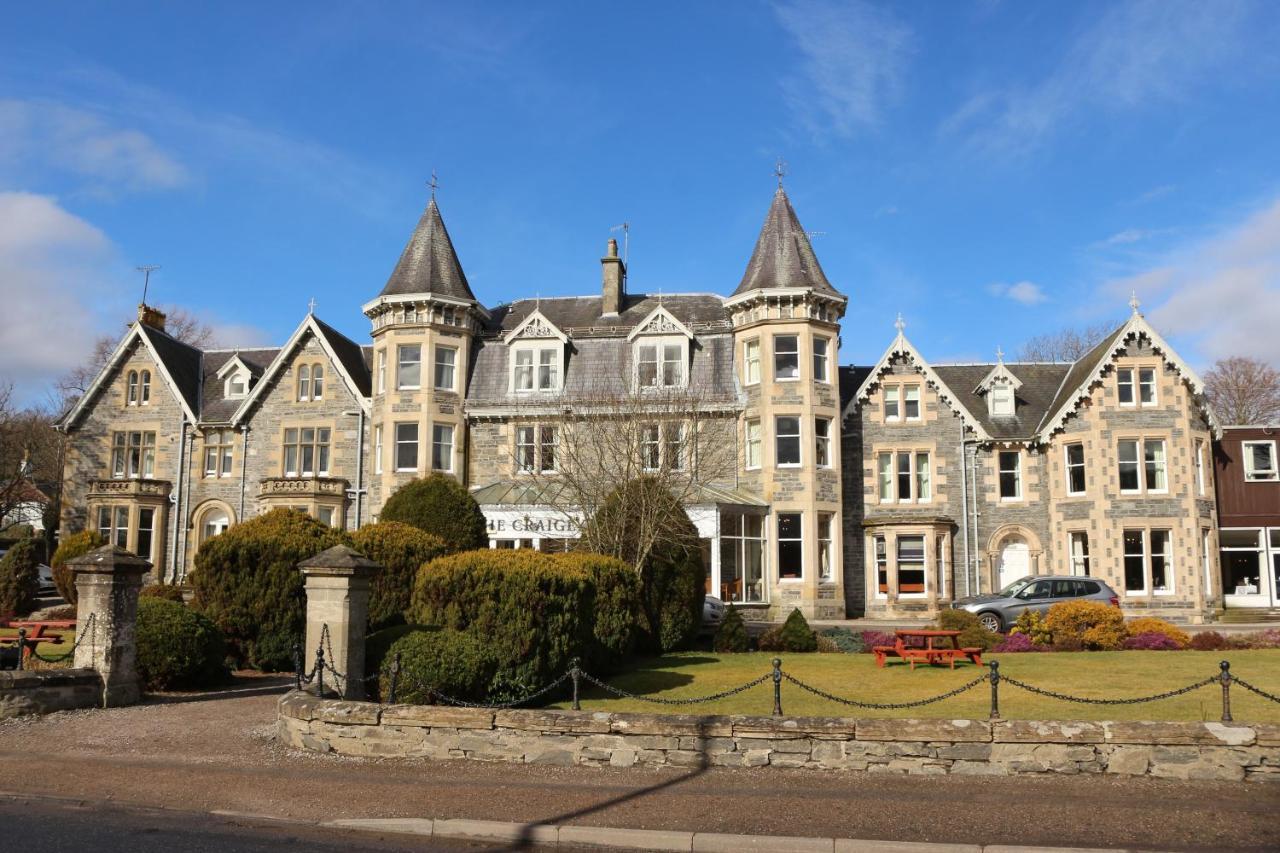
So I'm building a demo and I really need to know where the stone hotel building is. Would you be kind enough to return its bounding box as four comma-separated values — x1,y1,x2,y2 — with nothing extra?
57,186,1226,623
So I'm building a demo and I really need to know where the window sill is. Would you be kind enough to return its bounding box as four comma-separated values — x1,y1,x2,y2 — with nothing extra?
775,377,801,383
396,386,421,392
777,577,805,583
776,463,802,469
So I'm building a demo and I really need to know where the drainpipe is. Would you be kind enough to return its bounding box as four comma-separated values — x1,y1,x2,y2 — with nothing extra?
169,418,188,584
970,442,982,594
958,419,970,600
342,409,365,530
180,429,194,581
239,423,250,523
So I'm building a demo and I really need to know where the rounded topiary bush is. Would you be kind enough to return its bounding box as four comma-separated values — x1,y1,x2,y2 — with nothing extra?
1044,599,1126,651
554,552,643,666
379,627,498,705
51,530,104,605
713,605,750,653
378,475,488,552
0,537,40,619
350,522,448,630
135,597,228,690
190,508,350,670
583,477,705,653
140,584,185,603
777,608,817,652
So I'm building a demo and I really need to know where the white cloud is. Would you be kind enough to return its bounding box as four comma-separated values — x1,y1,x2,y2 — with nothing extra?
988,280,1048,305
1101,197,1280,363
945,0,1257,153
774,0,913,137
0,99,188,194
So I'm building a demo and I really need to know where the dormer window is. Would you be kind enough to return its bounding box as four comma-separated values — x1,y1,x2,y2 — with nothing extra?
627,305,694,392
990,383,1015,417
513,346,560,392
975,354,1021,418
217,355,254,400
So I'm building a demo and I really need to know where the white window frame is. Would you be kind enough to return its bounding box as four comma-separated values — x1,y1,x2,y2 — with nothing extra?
126,371,139,406
1065,442,1086,496
872,534,888,600
376,349,386,395
990,383,1015,417
311,363,324,401
139,370,150,405
883,385,901,422
1118,439,1141,494
297,364,311,402
204,430,234,478
509,344,562,393
776,512,804,581
998,450,1021,501
1122,528,1147,595
773,335,800,381
374,425,383,475
515,425,536,473
640,423,661,472
774,416,802,467
896,534,927,599
1068,531,1090,577
814,417,832,468
394,422,419,472
634,338,685,390
1144,438,1168,493
1194,439,1206,496
433,345,457,392
1116,367,1135,406
1203,528,1213,596
224,370,248,399
1138,367,1157,406
817,513,834,582
282,427,330,477
432,424,455,473
397,344,422,391
903,385,921,421
743,339,760,386
1150,529,1173,595
877,450,930,503
813,337,830,384
1243,440,1279,482
745,419,762,470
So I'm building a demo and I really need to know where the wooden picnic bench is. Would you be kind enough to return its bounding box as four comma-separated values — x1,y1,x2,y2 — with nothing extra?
873,630,983,670
0,620,76,665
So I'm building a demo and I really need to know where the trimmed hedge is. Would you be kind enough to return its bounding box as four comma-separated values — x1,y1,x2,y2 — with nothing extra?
378,475,488,552
0,537,40,619
140,584,185,603
190,508,349,671
135,597,228,690
51,530,103,605
1043,599,1126,651
350,522,448,630
408,549,642,688
379,627,497,705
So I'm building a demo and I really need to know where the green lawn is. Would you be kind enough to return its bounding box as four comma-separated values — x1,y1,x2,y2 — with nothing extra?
549,650,1280,723
0,628,76,668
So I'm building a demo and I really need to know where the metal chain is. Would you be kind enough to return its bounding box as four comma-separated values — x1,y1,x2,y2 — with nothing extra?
25,614,97,664
396,670,575,710
578,670,772,705
1001,674,1217,705
1232,677,1280,704
782,671,987,710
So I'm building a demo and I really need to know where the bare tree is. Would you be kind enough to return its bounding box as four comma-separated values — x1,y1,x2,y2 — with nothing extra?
507,378,739,572
0,383,63,539
1204,356,1280,426
1016,322,1113,362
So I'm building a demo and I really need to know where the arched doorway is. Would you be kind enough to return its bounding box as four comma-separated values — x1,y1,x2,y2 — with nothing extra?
997,535,1030,590
192,501,235,552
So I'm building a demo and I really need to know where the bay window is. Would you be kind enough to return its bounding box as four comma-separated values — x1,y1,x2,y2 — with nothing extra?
775,416,801,466
874,535,888,595
395,423,419,471
111,431,155,479
777,512,803,579
745,419,761,469
283,427,330,476
432,424,454,472
743,339,760,385
719,513,765,603
397,344,421,390
818,513,834,581
773,335,799,380
434,346,456,391
896,536,925,595
814,418,831,467
813,337,830,383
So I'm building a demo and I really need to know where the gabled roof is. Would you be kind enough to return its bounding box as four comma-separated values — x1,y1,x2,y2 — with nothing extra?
229,314,371,425
846,326,990,439
973,360,1022,393
933,363,1070,440
1037,312,1221,437
626,304,694,341
377,198,477,302
502,307,569,345
59,321,202,429
486,294,729,337
200,348,279,424
732,187,841,299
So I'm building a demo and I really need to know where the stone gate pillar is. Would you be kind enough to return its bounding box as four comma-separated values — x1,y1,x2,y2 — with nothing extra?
67,545,151,707
298,545,381,701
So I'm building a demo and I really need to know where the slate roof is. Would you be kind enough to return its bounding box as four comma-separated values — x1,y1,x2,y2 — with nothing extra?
839,365,873,415
312,316,372,397
138,325,204,418
199,347,279,424
377,198,477,302
931,363,1072,440
1038,323,1131,432
732,188,841,298
484,293,730,337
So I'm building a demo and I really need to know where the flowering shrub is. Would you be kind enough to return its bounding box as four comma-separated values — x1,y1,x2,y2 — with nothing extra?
859,631,896,652
1008,610,1053,646
1124,617,1190,649
1121,632,1181,651
993,632,1044,653
1189,631,1229,651
1227,628,1280,650
1044,599,1127,651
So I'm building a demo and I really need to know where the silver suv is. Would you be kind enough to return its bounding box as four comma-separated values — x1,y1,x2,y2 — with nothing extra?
952,575,1120,633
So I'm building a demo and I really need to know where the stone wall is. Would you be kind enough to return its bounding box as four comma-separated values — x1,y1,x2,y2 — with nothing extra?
278,692,1279,782
0,670,102,719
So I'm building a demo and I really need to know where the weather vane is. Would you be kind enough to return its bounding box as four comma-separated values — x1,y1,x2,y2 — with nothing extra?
774,157,788,188
894,312,905,334
308,297,317,315
1130,290,1141,315
428,170,439,200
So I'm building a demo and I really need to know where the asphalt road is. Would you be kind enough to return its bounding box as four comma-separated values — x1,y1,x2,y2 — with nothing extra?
0,797,540,853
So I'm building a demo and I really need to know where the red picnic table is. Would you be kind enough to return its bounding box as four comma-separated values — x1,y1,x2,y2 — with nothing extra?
0,620,76,666
872,629,983,670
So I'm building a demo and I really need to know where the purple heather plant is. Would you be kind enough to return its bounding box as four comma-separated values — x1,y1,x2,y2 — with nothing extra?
1121,632,1182,651
992,632,1042,653
859,630,897,652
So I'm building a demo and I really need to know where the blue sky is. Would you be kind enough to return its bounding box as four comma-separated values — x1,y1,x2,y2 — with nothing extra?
3,1,1280,405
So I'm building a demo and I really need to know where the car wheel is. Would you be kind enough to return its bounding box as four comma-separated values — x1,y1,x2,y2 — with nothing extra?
978,612,1002,633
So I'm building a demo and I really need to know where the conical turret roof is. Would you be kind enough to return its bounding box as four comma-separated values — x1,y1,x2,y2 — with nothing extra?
378,198,477,302
733,187,840,298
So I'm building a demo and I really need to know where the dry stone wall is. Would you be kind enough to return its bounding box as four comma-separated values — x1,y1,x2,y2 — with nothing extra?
0,670,102,719
279,692,1279,782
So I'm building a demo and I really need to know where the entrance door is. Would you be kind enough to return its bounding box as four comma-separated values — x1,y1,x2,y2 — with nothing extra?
998,536,1030,590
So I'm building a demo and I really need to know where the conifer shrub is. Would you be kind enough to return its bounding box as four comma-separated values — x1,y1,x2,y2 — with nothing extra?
378,475,488,552
50,530,103,605
1043,599,1126,651
817,626,864,654
583,477,705,653
758,609,817,653
407,548,632,686
190,508,349,670
712,605,750,653
0,537,40,619
140,584,185,603
934,608,1002,651
379,627,497,705
135,597,228,690
1124,617,1191,649
554,552,643,664
350,522,448,630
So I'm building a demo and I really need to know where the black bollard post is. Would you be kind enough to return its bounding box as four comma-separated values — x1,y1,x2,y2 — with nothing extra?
988,660,1001,720
1220,660,1233,723
772,658,783,717
388,652,401,705
15,628,26,671
292,643,303,690
315,641,326,698
571,658,581,711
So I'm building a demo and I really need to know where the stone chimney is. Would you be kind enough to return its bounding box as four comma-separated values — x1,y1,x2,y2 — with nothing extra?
137,304,167,333
601,238,626,316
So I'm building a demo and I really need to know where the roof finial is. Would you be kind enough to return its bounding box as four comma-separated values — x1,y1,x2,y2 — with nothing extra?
894,312,905,335
996,345,1004,364
774,157,788,189
308,297,317,315
428,169,439,200
1129,289,1141,315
